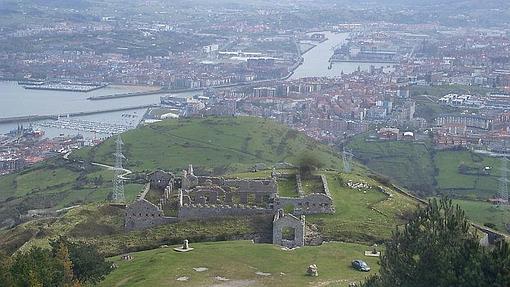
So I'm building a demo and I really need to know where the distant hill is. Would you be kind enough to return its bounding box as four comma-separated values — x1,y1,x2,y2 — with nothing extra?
73,116,344,173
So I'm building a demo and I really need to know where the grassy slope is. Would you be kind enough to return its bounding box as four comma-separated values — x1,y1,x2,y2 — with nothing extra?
347,135,435,195
0,159,142,230
308,171,418,242
0,116,342,229
453,199,510,232
347,135,503,200
73,116,343,173
435,151,500,199
1,166,418,256
99,241,380,287
346,135,510,233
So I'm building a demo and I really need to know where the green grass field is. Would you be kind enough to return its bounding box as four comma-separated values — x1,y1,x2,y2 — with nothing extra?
434,151,500,199
73,116,343,173
99,240,380,287
345,135,510,234
347,135,435,196
308,171,418,243
452,199,510,233
346,135,504,200
277,175,299,198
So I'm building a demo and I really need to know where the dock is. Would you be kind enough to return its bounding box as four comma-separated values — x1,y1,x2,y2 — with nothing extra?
87,89,171,100
0,105,157,124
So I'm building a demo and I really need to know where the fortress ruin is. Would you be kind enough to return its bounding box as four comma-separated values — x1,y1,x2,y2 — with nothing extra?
124,164,335,247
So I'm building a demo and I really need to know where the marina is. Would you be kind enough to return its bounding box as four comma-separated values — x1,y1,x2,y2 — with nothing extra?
22,81,108,92
36,118,132,135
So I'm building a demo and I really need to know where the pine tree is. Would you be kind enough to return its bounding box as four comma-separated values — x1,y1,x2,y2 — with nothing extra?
363,198,506,287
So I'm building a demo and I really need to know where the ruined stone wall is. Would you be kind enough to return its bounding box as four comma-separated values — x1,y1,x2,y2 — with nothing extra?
225,179,277,193
320,175,331,196
273,193,334,215
295,173,305,196
273,210,305,248
125,199,178,231
148,170,174,190
273,175,334,215
178,204,273,220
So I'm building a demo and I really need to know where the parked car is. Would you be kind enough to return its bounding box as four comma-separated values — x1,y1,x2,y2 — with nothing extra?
351,260,370,272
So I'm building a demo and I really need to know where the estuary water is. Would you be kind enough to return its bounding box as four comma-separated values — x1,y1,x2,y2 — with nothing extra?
290,31,394,79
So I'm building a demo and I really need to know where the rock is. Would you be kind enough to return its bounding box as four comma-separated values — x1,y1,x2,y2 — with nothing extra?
176,276,189,281
214,276,230,281
255,271,271,276
193,267,208,272
306,264,318,277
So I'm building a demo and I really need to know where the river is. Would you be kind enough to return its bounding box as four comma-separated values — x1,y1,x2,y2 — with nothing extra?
0,31,393,138
290,31,394,79
0,82,197,138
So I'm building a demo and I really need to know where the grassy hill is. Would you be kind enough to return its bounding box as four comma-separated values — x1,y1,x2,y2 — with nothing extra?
347,135,502,200
347,135,436,196
0,166,418,257
0,116,342,230
99,240,380,287
346,134,510,233
73,116,343,173
0,116,426,287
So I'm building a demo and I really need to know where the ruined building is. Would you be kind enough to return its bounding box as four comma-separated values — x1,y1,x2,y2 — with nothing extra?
124,164,335,248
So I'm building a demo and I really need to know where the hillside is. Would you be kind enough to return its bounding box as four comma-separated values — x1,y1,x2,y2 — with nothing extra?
0,166,418,256
0,116,423,286
73,116,344,173
0,116,342,230
347,134,510,233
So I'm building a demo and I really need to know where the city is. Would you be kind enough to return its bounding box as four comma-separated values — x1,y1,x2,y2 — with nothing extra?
0,0,510,286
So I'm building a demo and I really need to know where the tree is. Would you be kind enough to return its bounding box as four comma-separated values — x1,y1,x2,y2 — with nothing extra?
0,252,14,287
297,152,324,178
54,242,80,287
363,198,510,287
11,247,60,287
50,237,112,284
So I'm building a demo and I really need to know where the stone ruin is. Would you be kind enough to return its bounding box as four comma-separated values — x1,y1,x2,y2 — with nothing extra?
273,174,335,215
124,164,336,248
273,209,305,248
178,164,277,220
124,182,178,231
